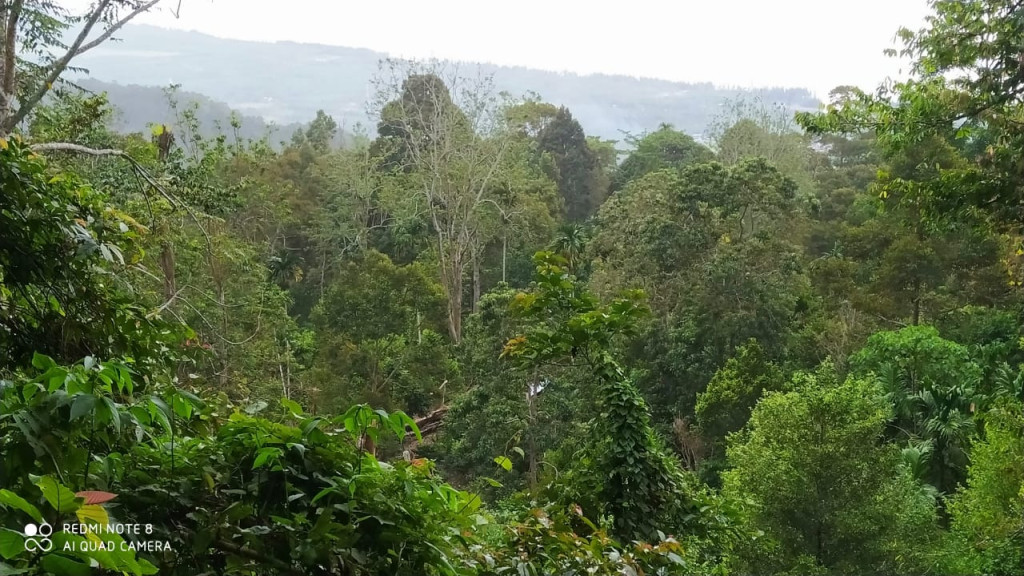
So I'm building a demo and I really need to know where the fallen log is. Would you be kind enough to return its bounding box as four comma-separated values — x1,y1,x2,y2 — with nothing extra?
408,405,448,441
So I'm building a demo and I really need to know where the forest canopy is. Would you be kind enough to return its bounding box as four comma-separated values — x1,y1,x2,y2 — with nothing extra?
0,1,1023,576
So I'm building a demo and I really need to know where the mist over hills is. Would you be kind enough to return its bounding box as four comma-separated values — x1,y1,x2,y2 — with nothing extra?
71,25,823,142
72,78,324,145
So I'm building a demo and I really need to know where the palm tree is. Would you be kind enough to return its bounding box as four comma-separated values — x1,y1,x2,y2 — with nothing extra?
550,223,588,273
878,362,980,495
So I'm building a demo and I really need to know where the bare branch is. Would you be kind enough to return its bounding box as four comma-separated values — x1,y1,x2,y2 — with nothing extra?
30,142,176,204
30,142,215,255
0,1,24,118
75,0,163,56
30,142,127,157
8,0,165,131
6,0,112,131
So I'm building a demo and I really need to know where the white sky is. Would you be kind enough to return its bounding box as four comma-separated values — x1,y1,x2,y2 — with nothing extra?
64,0,932,98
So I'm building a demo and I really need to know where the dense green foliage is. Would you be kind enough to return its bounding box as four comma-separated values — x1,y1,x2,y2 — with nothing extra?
3,2,1024,574
723,365,939,574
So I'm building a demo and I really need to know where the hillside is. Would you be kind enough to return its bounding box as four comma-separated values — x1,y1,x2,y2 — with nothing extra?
72,78,324,144
71,25,822,141
5,3,1024,576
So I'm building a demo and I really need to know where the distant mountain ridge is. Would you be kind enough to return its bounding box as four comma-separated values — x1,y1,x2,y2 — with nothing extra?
72,79,323,145
71,24,823,141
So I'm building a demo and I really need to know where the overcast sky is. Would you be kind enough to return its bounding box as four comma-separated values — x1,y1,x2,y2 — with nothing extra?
65,0,931,98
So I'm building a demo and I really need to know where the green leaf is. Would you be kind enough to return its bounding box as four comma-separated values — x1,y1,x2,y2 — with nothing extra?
147,397,172,433
100,397,121,435
252,447,281,469
69,394,97,421
171,394,192,420
225,503,253,522
31,353,55,371
280,398,303,417
50,532,110,569
493,456,512,472
244,400,268,415
0,563,30,575
0,490,43,523
299,418,322,436
39,554,92,576
174,388,205,409
36,476,81,514
390,411,421,442
311,487,337,504
0,530,24,561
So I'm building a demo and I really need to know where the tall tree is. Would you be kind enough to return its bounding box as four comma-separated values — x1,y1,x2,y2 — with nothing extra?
707,96,817,197
611,124,714,190
723,364,939,574
797,0,1024,231
591,159,805,418
537,106,604,221
371,61,515,343
0,0,171,138
849,326,984,495
944,401,1024,575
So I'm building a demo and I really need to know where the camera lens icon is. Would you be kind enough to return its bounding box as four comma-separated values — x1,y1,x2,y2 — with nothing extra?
24,522,53,552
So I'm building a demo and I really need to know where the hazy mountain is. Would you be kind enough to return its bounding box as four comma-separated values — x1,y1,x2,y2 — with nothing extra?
71,25,823,142
72,78,324,145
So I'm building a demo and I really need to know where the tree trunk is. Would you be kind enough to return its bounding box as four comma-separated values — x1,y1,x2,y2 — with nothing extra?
279,363,287,398
816,521,824,567
319,249,327,302
502,232,507,284
0,2,21,137
472,246,481,313
444,254,464,344
283,338,291,399
159,240,176,301
448,287,462,343
912,278,921,326
527,386,538,493
359,433,376,458
218,283,229,388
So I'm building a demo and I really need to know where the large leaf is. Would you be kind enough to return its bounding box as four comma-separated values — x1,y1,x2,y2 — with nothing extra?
244,400,268,415
52,532,114,570
146,397,172,433
281,398,303,417
75,491,117,506
0,490,43,523
99,397,121,435
75,504,109,528
0,562,30,575
36,476,81,514
31,353,55,371
0,530,23,561
252,447,282,469
69,394,97,421
137,559,158,575
171,393,193,420
390,411,421,442
39,554,91,576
